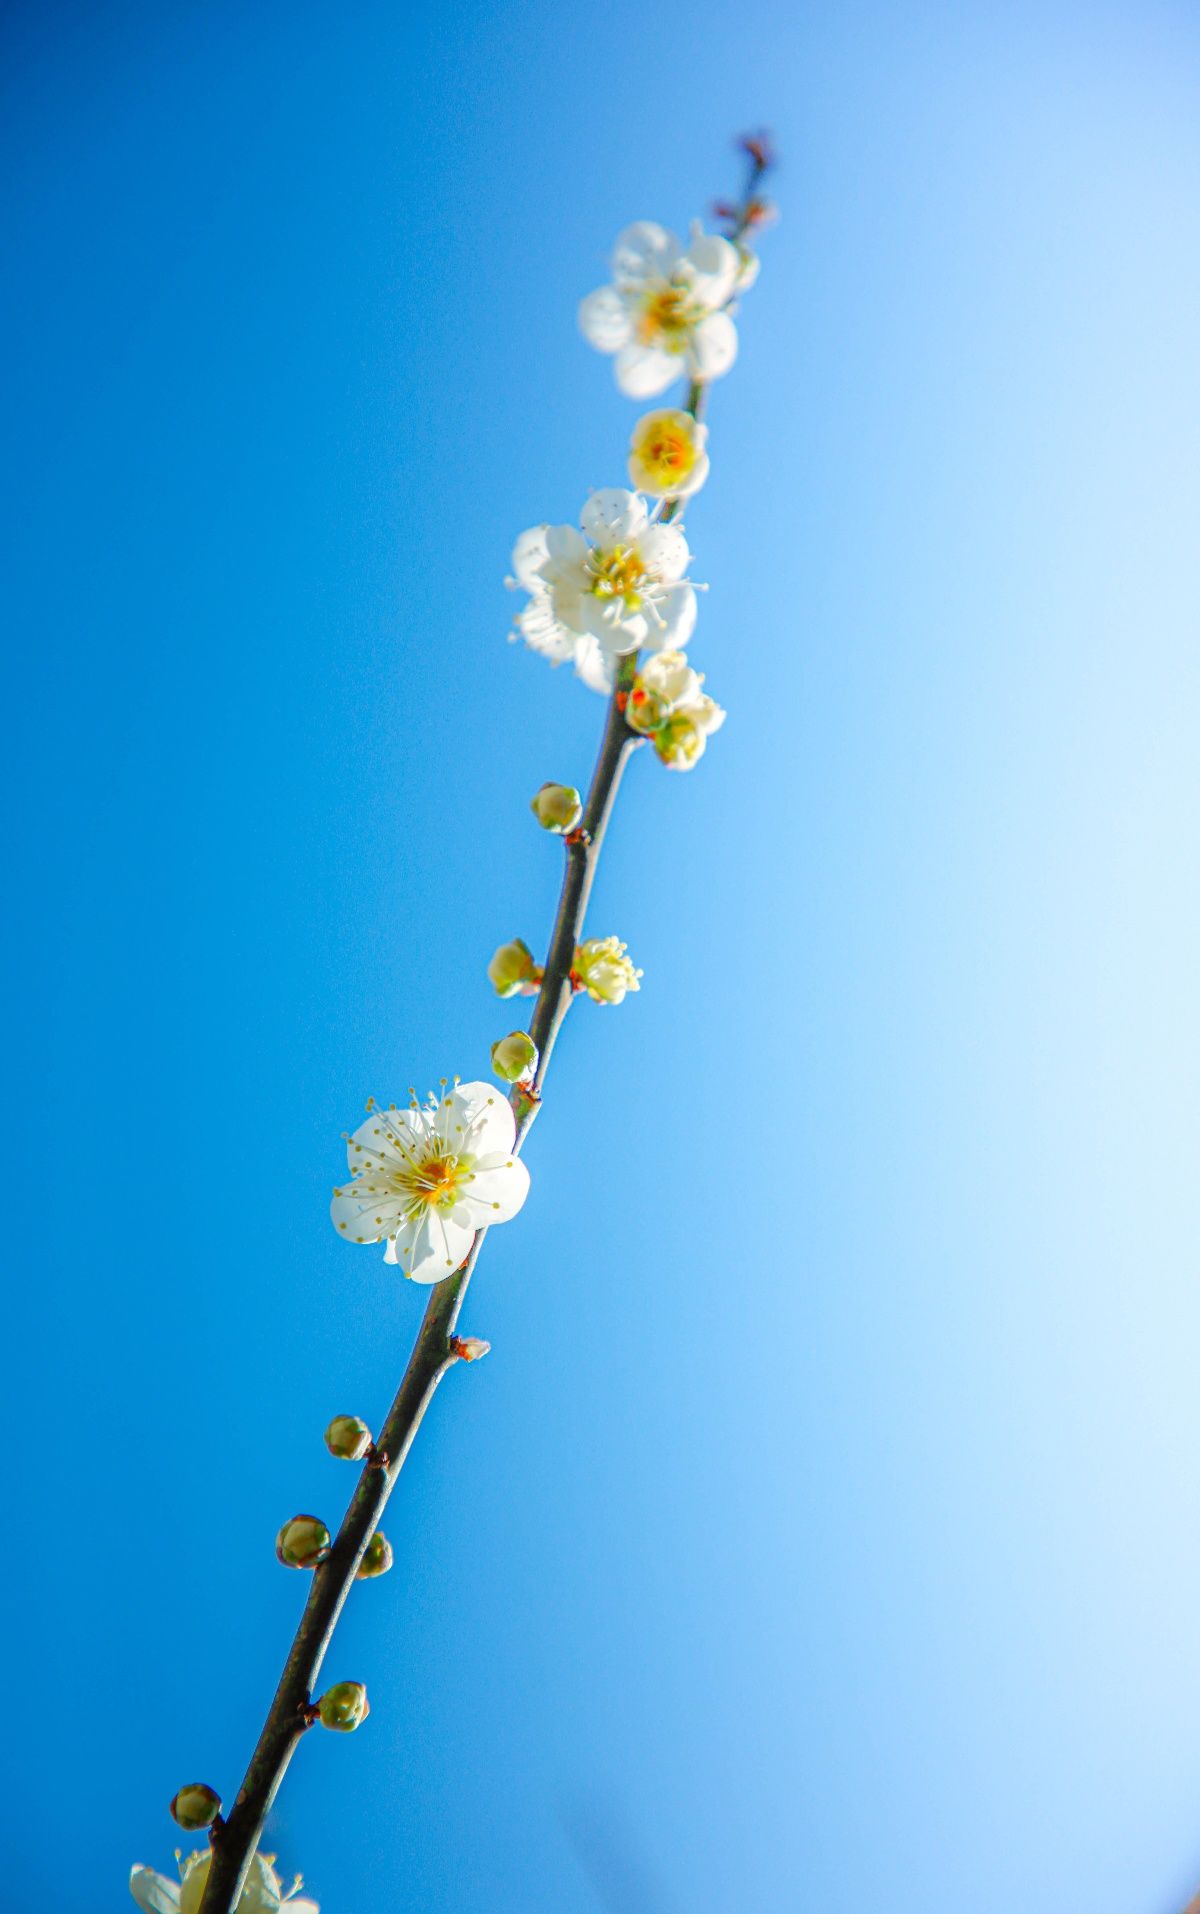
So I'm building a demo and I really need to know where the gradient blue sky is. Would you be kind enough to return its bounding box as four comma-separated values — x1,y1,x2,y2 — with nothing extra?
5,3,1200,1911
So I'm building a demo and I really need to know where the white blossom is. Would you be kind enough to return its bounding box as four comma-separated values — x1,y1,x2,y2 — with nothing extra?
130,1851,316,1914
509,490,698,689
627,649,726,771
627,408,710,500
331,1081,530,1283
579,221,740,398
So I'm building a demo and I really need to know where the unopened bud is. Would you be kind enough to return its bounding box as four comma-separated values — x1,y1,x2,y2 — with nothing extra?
356,1532,393,1580
487,938,541,999
491,1030,537,1083
275,1514,331,1569
169,1783,221,1831
317,1681,370,1731
450,1335,491,1363
626,685,668,735
324,1414,372,1461
530,782,582,833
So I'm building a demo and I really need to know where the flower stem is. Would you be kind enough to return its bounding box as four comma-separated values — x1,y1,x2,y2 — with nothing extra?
197,141,771,1914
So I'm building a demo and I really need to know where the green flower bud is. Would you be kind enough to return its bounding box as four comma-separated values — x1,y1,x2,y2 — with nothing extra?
530,782,583,832
487,938,541,999
572,936,643,1006
169,1783,222,1831
490,1030,538,1083
317,1681,370,1731
626,685,668,735
324,1414,373,1461
355,1532,393,1580
275,1514,331,1569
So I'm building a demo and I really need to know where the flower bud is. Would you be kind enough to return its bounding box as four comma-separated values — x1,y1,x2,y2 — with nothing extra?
626,685,667,735
356,1532,393,1580
324,1414,373,1461
317,1681,370,1731
491,1030,537,1083
275,1514,331,1570
487,937,541,999
654,715,707,771
573,936,642,1006
627,408,710,501
530,782,582,833
169,1784,222,1831
450,1335,491,1362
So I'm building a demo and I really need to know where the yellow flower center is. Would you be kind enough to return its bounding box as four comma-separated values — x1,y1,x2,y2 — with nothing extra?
408,1150,464,1211
637,284,693,348
635,421,697,486
588,545,647,608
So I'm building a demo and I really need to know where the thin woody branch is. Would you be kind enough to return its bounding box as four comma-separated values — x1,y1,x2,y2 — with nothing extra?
193,141,772,1914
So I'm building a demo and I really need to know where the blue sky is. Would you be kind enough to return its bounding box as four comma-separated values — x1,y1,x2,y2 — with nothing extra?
5,2,1200,1911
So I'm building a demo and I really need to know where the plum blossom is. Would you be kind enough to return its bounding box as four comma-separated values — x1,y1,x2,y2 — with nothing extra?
331,1081,530,1282
509,489,698,692
579,222,741,397
627,408,709,500
626,649,726,771
130,1850,316,1914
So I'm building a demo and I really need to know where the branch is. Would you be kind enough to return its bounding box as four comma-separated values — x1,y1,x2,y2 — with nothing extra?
197,140,772,1914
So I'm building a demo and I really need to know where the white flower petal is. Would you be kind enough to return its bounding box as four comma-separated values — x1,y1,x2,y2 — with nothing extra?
511,524,549,591
638,650,701,705
574,635,615,693
518,597,576,663
687,310,738,383
388,1207,473,1283
543,522,588,567
130,1868,182,1914
578,286,633,352
683,227,740,307
613,221,681,282
581,488,647,547
441,1080,516,1156
646,583,697,651
615,342,682,399
345,1107,424,1177
331,1183,406,1244
462,1153,530,1225
636,522,690,583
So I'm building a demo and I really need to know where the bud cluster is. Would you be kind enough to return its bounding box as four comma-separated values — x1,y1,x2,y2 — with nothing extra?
625,651,726,770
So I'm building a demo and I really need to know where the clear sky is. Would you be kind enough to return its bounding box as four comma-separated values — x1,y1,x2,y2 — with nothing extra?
5,2,1200,1911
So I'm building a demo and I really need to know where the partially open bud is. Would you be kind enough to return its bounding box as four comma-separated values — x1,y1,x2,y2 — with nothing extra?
169,1783,222,1831
530,782,582,833
317,1681,370,1731
654,715,706,771
487,937,542,999
573,936,642,1006
450,1335,491,1362
324,1414,373,1461
356,1532,393,1580
275,1514,331,1569
491,1030,538,1083
626,684,668,735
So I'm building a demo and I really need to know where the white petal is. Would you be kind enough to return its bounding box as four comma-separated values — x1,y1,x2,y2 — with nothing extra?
577,593,643,652
345,1107,425,1177
687,311,737,383
130,1869,182,1914
636,522,690,583
578,286,632,352
734,244,761,292
331,1182,406,1244
543,522,589,569
511,524,549,591
574,635,615,693
638,650,700,705
581,488,647,547
613,221,681,282
441,1080,516,1156
518,597,576,663
461,1153,531,1225
683,227,740,307
646,583,697,651
388,1208,473,1283
615,342,682,399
